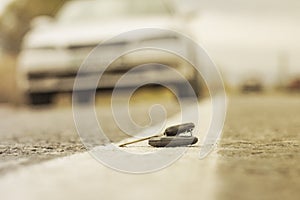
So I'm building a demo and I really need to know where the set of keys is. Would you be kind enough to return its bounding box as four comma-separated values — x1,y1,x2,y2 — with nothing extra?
119,123,198,148
148,123,198,147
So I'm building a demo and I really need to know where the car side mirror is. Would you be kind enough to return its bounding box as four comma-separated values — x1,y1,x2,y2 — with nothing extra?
30,16,54,28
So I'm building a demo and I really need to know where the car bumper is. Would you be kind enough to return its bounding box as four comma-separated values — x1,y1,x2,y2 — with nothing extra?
26,67,193,93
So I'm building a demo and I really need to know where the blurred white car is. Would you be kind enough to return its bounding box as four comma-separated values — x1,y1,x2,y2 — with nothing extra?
17,0,202,105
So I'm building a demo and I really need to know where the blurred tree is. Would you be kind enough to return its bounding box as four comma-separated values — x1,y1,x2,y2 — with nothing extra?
0,0,69,54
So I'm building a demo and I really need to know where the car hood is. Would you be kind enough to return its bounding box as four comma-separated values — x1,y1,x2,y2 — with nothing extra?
24,16,183,49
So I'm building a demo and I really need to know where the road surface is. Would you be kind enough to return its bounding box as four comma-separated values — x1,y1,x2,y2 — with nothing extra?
0,92,299,200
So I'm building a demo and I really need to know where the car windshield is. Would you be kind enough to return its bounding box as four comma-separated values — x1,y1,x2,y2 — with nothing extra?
56,0,173,23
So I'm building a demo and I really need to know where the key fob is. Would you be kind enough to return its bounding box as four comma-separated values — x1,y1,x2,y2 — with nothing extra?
164,123,195,136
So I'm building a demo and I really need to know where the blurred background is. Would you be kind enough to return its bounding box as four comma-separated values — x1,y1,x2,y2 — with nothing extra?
0,0,300,103
0,0,70,102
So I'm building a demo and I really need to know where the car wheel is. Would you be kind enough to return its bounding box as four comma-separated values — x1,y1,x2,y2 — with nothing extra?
175,77,202,99
28,93,54,105
190,74,202,98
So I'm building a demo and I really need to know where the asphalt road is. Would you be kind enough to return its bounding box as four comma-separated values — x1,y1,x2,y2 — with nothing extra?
219,94,300,200
0,89,180,174
0,92,299,199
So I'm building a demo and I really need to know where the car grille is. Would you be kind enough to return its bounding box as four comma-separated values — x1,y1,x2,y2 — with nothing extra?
28,71,88,79
28,68,131,80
